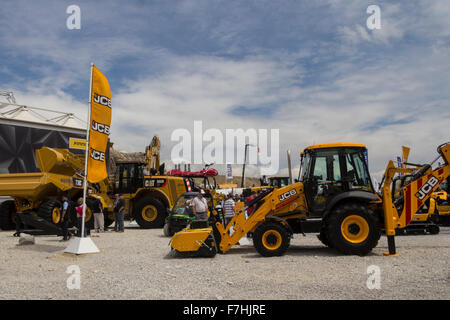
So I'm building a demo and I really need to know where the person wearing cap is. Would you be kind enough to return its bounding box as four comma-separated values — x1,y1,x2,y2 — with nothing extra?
192,190,208,222
93,196,104,233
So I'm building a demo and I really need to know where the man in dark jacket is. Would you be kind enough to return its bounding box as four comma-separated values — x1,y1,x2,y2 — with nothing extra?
113,194,125,232
60,194,71,241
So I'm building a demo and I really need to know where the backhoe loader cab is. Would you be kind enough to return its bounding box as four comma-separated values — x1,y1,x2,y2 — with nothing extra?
300,143,376,214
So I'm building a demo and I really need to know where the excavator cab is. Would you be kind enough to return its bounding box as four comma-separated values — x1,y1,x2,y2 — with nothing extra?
300,143,375,214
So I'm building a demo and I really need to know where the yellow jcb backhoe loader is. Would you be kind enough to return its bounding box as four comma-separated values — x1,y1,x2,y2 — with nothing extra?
171,142,450,257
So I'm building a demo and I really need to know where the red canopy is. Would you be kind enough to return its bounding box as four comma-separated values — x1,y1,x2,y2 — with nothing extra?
167,168,218,177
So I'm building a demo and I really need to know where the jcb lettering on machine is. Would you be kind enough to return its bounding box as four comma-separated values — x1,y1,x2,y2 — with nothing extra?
416,176,439,200
279,189,297,201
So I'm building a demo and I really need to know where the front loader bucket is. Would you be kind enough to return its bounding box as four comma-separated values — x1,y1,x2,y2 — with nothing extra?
170,227,217,257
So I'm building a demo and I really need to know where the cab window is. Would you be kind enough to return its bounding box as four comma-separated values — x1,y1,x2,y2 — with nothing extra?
344,150,373,192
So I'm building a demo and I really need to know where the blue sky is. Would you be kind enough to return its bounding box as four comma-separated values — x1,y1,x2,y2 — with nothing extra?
1,0,449,178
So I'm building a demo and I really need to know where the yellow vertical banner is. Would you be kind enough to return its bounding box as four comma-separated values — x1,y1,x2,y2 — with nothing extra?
87,65,111,183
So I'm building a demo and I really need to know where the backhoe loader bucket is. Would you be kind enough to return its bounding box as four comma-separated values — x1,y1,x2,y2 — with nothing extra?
170,227,217,257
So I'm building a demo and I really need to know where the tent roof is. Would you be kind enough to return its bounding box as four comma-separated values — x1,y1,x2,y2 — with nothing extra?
0,102,86,132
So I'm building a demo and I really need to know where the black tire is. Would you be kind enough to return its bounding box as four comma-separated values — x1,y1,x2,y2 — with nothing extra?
317,217,334,248
253,222,291,257
318,226,333,248
37,200,62,225
427,224,440,235
163,222,175,237
65,199,95,229
326,203,381,256
0,200,16,230
134,197,166,228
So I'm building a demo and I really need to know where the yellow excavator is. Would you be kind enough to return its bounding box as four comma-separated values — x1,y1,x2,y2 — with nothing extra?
171,142,450,257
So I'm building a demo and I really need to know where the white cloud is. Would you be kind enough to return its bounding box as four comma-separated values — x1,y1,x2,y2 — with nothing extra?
1,1,449,180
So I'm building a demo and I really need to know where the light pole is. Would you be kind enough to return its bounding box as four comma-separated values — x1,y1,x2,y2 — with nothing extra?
241,143,256,188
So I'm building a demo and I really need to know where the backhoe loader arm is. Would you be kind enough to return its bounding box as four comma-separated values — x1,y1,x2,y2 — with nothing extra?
382,142,450,255
215,183,304,253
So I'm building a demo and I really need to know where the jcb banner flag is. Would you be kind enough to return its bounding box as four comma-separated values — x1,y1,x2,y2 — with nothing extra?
87,65,111,183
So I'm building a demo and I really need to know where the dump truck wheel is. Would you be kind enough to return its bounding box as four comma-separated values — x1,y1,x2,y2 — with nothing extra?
64,199,95,229
326,203,380,256
38,200,62,225
253,222,290,257
134,197,166,228
0,200,16,230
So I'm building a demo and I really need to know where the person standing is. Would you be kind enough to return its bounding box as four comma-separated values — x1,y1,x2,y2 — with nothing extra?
60,194,71,241
192,190,208,222
113,193,125,232
223,193,235,226
93,196,104,233
75,197,87,237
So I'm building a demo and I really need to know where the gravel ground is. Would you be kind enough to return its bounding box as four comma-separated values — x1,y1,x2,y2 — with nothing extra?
0,223,449,300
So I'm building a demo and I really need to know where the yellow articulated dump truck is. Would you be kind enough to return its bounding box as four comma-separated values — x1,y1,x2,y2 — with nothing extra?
0,147,112,230
171,142,450,258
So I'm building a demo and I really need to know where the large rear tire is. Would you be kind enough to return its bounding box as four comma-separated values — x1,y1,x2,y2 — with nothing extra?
253,222,291,257
0,200,16,230
326,203,381,256
134,197,166,228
